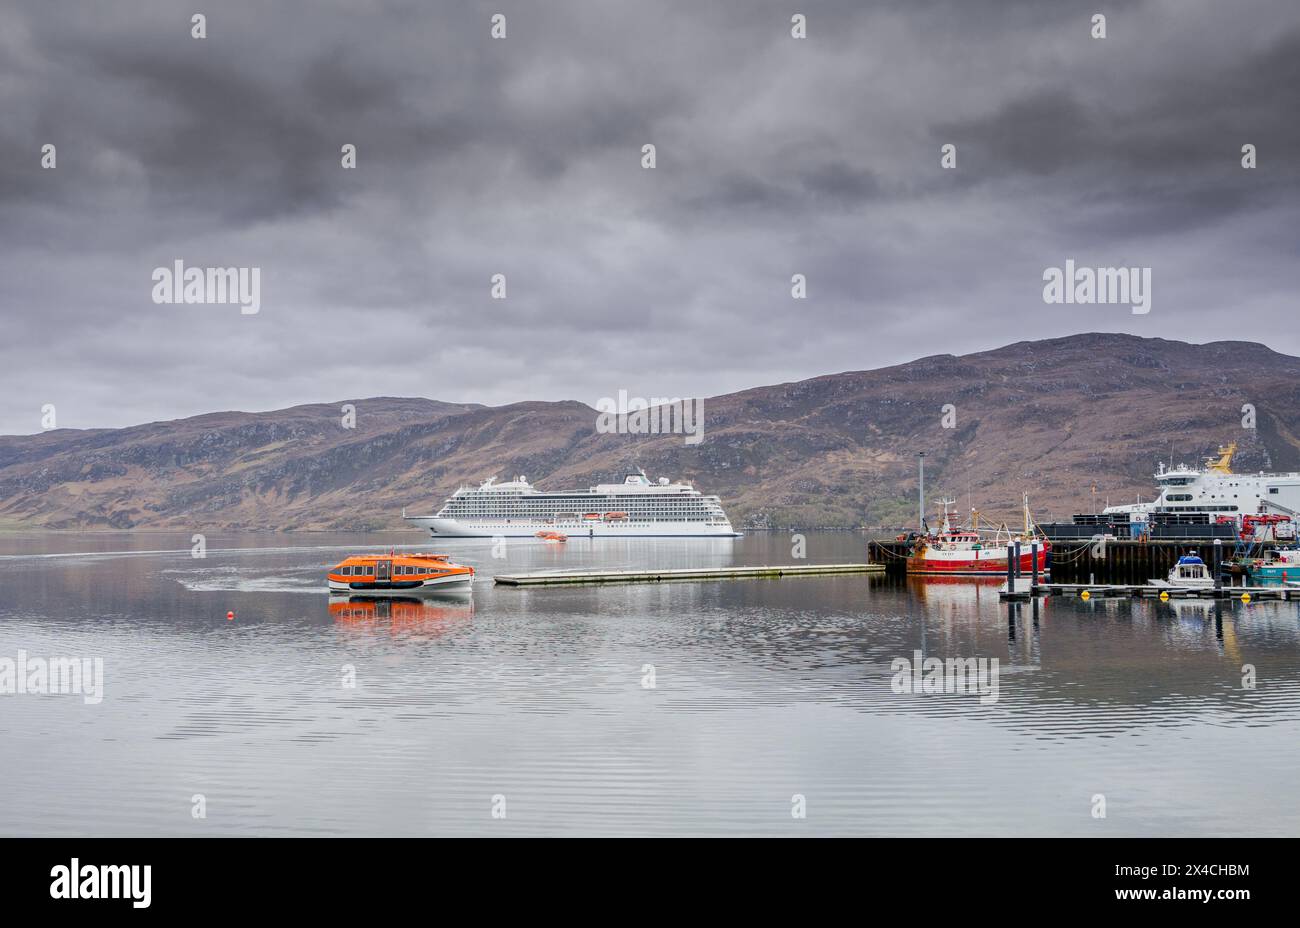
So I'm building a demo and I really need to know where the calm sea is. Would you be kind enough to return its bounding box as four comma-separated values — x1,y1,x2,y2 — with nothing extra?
2,531,1298,836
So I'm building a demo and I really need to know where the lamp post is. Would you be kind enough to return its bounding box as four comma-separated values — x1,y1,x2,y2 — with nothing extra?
918,451,926,534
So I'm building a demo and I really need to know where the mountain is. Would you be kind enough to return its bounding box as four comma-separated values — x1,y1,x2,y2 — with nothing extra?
3,334,1299,531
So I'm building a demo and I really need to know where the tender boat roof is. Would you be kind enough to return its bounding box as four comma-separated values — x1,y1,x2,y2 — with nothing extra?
333,553,452,564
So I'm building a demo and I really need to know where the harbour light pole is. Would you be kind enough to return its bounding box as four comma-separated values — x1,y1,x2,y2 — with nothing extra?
918,451,926,534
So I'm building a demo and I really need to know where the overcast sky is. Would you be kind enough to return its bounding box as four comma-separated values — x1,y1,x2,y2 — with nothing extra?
2,0,1297,434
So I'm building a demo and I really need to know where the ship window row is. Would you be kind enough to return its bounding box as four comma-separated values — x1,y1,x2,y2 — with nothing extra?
445,513,719,520
444,505,717,514
451,502,710,507
453,493,705,499
444,503,714,508
453,497,706,504
338,565,434,576
445,507,714,513
452,512,728,519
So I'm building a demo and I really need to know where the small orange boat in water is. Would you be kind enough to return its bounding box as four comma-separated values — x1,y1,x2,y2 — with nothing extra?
327,552,474,594
535,530,568,542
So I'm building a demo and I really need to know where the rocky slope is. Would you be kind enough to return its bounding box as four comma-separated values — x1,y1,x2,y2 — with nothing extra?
2,334,1298,530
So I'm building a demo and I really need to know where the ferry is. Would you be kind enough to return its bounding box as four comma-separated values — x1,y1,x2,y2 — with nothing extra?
1104,443,1300,529
404,470,740,538
906,496,1050,576
327,553,474,594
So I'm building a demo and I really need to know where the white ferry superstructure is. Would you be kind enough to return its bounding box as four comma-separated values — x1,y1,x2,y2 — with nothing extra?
404,471,741,537
1103,443,1300,525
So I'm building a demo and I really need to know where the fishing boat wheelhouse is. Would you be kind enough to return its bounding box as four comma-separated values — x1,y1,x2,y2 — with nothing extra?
327,553,474,594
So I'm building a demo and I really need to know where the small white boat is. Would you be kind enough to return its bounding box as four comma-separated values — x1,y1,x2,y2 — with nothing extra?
1151,553,1215,589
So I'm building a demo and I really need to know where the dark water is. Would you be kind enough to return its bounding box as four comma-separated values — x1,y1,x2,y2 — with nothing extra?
2,531,1298,836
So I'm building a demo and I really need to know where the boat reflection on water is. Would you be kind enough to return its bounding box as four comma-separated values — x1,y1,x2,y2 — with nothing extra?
907,574,1007,611
328,593,474,638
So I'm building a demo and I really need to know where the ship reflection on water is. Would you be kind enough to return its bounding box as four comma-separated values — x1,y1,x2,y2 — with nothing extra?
329,593,474,638
908,574,1006,606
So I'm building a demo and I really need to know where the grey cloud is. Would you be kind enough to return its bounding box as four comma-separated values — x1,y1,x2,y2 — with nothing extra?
0,0,1297,434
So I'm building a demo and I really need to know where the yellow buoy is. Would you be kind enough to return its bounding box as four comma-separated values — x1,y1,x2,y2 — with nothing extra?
1241,592,1251,604
1159,591,1169,602
1081,590,1091,601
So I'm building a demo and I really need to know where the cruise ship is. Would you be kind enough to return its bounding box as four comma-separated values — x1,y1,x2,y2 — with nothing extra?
1102,443,1300,526
404,470,741,537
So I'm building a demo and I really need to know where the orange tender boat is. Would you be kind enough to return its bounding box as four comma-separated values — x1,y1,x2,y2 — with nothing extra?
327,552,474,595
535,530,568,542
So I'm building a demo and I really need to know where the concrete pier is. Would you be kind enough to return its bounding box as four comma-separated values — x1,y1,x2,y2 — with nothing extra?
1000,581,1297,601
494,562,884,586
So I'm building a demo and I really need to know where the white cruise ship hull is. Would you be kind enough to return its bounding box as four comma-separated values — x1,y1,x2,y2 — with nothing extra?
406,516,741,538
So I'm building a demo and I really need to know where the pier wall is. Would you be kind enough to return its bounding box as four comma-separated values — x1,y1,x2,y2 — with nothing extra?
867,539,1275,584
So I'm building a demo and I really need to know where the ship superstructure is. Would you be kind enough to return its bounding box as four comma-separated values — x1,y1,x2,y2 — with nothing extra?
1103,443,1300,527
404,470,740,537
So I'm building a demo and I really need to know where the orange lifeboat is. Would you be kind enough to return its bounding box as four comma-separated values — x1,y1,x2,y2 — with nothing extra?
603,512,628,521
327,552,473,594
536,530,568,542
582,513,601,520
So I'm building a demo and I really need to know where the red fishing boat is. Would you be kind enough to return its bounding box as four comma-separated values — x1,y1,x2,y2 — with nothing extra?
906,496,1050,576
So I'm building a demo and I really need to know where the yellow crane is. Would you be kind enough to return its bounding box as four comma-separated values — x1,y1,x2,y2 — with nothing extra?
1204,442,1237,474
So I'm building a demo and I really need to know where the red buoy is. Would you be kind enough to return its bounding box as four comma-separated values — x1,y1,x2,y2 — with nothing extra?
226,611,235,621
